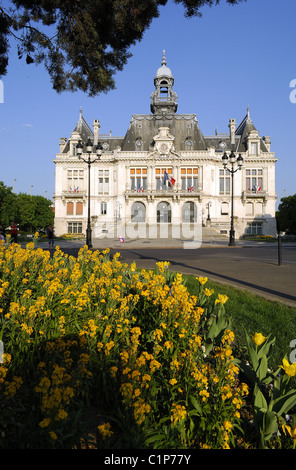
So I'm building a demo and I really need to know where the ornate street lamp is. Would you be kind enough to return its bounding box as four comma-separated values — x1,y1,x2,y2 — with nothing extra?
222,150,243,246
77,138,103,248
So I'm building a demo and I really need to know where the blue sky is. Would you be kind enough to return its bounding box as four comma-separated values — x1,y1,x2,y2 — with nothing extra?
0,0,295,207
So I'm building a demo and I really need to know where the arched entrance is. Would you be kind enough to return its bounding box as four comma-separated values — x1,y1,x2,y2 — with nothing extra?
157,201,171,223
182,201,197,223
131,201,146,222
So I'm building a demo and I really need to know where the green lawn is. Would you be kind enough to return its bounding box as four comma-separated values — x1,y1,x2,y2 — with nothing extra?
183,274,296,370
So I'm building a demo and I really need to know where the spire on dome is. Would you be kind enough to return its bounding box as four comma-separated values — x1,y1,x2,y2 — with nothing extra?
151,51,177,115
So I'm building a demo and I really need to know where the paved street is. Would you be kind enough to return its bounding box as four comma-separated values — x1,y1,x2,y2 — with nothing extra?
35,237,296,308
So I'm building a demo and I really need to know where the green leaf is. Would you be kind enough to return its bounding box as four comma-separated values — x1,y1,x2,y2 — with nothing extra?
272,389,296,416
254,389,268,412
257,354,268,381
263,411,278,439
246,332,259,371
189,395,202,414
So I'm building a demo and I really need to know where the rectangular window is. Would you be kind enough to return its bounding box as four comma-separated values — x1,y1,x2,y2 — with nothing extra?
67,202,74,215
219,169,230,195
246,169,263,192
221,202,229,215
98,169,110,194
250,142,258,155
181,167,199,192
67,222,82,234
155,168,173,191
76,202,83,215
246,222,263,235
130,168,147,192
67,169,84,193
100,202,107,215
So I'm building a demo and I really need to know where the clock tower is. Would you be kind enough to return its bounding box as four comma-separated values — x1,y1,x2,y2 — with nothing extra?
150,50,178,116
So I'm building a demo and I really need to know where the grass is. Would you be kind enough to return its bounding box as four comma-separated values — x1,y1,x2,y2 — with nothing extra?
183,274,296,370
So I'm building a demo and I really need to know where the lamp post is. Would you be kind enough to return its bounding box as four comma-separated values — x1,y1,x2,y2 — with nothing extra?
222,150,243,246
77,138,103,248
206,201,212,222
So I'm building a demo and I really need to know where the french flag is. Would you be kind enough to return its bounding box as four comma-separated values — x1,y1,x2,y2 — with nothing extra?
164,171,175,186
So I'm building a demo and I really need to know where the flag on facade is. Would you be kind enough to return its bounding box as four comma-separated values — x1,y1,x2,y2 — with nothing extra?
253,185,261,194
187,186,194,192
69,186,79,193
164,171,175,186
119,236,124,243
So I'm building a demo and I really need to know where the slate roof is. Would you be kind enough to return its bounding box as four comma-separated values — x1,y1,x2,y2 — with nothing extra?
235,108,268,153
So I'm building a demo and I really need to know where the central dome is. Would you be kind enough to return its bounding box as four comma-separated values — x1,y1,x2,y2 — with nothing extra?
155,50,173,78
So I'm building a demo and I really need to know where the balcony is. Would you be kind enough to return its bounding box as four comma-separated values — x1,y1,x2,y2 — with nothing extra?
61,190,86,199
242,190,267,202
125,184,203,200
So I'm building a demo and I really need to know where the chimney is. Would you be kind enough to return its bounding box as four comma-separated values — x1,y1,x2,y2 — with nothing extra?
263,136,271,151
93,119,100,145
228,118,237,147
59,137,67,153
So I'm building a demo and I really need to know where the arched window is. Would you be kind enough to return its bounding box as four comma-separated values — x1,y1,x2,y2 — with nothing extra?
160,80,169,98
131,202,146,222
157,201,171,223
182,202,196,223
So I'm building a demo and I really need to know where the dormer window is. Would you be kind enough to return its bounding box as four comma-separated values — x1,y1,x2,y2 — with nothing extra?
135,137,143,149
185,137,193,150
250,142,258,155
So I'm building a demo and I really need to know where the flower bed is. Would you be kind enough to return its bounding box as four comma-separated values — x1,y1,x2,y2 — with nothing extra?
0,241,296,449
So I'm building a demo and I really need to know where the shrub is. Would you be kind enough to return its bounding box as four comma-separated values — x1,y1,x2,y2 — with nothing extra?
0,241,295,449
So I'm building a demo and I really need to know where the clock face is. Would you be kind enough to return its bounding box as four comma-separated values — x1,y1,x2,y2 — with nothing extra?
160,143,168,152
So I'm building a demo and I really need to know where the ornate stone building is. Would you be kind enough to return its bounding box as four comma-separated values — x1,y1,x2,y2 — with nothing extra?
53,51,277,241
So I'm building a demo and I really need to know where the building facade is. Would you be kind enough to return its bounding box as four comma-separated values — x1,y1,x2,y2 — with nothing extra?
53,51,277,241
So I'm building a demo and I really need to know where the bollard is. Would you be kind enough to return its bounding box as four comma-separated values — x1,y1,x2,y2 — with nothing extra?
278,233,282,266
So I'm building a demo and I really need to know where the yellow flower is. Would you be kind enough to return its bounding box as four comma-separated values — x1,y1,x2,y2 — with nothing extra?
204,288,214,297
282,424,296,439
215,294,228,305
196,276,208,285
280,358,296,377
39,418,51,428
169,378,177,386
223,420,233,431
252,332,267,346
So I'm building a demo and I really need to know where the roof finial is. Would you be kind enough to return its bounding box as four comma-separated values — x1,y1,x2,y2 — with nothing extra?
161,49,167,66
246,105,252,123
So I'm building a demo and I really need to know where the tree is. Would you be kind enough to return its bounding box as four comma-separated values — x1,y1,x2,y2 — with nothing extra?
0,181,18,228
0,181,54,232
16,193,54,232
0,0,245,96
276,195,296,234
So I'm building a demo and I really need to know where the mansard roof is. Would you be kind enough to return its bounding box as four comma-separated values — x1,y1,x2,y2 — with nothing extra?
120,113,207,152
235,107,268,153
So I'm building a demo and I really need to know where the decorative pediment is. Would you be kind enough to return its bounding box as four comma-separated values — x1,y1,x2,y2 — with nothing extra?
153,127,175,156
